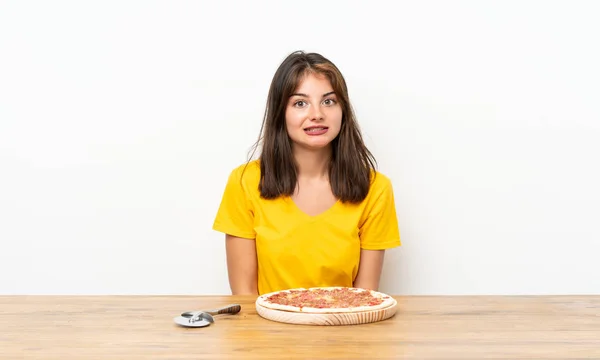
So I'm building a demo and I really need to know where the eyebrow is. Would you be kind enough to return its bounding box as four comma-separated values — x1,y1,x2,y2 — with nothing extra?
289,91,336,98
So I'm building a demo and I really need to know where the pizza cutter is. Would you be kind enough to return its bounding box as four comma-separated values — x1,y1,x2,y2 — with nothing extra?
174,304,241,328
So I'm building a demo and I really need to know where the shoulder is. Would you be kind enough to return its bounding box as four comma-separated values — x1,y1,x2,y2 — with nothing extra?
229,159,260,179
368,170,393,198
357,170,395,211
226,159,261,192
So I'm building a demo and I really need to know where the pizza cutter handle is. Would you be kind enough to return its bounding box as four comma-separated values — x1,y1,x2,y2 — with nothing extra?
207,304,241,315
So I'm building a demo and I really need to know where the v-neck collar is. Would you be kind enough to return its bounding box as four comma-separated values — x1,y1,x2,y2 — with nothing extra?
286,196,340,220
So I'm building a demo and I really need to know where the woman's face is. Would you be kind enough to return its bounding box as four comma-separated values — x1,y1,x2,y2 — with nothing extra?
285,72,342,152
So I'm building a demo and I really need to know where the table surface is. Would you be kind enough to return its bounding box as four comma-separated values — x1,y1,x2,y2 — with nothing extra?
1,295,599,359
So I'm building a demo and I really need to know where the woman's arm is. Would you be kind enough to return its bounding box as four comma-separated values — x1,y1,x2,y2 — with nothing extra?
353,249,385,290
225,234,259,295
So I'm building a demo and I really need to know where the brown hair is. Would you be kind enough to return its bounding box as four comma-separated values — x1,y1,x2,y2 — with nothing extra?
246,50,377,203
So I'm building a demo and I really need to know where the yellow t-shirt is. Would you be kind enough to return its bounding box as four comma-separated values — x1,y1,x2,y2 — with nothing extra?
212,160,401,295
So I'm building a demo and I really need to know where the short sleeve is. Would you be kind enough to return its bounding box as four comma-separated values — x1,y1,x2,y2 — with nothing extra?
212,167,256,239
358,175,401,250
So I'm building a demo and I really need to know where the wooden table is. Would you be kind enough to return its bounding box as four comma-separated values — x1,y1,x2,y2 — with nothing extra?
1,295,599,359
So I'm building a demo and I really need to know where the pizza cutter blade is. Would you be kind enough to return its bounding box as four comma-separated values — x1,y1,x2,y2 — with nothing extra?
174,310,217,328
173,315,211,328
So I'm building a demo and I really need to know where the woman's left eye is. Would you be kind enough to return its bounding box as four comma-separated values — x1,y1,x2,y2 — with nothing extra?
323,99,337,106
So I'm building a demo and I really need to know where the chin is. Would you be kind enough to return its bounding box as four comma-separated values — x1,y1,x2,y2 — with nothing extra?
298,141,333,151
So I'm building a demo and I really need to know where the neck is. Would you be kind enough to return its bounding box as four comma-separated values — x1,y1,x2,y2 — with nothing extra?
293,146,331,179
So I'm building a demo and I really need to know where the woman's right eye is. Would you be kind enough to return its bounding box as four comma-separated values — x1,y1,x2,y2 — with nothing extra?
294,100,307,108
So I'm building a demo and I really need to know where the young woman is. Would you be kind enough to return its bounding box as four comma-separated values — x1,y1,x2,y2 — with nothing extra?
213,51,401,295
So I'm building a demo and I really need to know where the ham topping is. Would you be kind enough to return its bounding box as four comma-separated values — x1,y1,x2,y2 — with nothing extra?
265,288,384,308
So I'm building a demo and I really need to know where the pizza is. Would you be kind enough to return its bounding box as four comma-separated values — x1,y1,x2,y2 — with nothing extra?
255,286,395,313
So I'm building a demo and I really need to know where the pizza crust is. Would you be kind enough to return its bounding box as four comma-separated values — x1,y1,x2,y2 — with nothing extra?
255,287,395,314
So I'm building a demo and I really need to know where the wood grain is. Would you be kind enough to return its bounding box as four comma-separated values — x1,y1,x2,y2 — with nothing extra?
256,298,398,325
1,295,599,359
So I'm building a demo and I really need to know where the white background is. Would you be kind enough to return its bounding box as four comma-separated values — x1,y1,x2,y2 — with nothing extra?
1,0,599,295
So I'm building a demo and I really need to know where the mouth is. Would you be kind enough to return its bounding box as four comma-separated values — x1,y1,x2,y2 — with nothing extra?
304,126,329,135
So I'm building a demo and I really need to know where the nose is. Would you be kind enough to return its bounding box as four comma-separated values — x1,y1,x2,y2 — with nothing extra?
308,104,324,121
